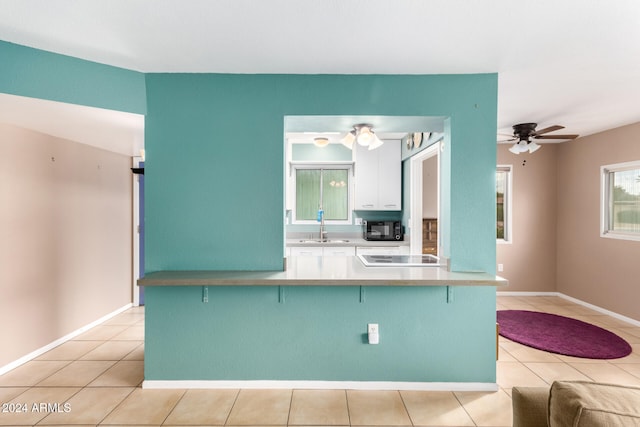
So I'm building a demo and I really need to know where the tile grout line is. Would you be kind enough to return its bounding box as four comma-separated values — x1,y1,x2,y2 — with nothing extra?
159,386,186,426
286,388,294,426
451,390,479,427
396,389,415,426
160,388,187,426
33,384,85,426
343,389,351,427
223,388,241,426
95,385,137,426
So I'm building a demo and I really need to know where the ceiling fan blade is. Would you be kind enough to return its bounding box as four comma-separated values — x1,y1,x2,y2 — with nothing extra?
534,125,564,135
497,136,517,142
535,134,579,140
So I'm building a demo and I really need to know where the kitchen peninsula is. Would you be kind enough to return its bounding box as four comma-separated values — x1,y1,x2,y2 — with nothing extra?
141,72,500,391
139,258,507,390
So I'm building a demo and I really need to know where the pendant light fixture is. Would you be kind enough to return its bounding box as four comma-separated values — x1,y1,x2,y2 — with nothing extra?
313,137,330,147
340,123,384,150
340,131,356,149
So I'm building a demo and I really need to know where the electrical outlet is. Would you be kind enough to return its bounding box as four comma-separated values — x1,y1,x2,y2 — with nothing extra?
368,323,379,344
498,264,504,272
355,217,363,225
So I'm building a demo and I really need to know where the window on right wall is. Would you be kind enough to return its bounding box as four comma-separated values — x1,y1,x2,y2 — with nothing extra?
497,165,512,243
601,160,640,241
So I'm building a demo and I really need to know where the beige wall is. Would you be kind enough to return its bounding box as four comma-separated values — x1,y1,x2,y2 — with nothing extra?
422,155,438,218
498,122,640,321
497,144,558,292
0,123,133,368
557,122,640,321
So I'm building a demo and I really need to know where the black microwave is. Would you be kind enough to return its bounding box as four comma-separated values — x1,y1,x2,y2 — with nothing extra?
363,220,403,241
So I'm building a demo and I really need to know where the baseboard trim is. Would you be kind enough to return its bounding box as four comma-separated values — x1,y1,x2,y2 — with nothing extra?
142,380,499,392
497,291,560,297
558,294,640,327
0,303,133,376
497,291,640,327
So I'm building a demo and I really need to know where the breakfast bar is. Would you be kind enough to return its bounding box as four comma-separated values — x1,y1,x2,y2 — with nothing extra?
139,256,508,287
139,257,507,390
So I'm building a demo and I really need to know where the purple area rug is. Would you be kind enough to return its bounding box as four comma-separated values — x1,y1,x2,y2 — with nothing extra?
497,310,632,359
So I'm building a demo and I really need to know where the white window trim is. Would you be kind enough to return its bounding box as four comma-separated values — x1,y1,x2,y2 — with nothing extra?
290,162,354,225
600,160,640,242
497,165,513,244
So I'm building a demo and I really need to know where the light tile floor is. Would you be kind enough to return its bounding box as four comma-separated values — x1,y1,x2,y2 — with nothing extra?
1,296,639,426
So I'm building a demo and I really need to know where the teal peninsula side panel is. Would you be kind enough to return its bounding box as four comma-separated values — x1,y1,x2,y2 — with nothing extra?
145,285,497,383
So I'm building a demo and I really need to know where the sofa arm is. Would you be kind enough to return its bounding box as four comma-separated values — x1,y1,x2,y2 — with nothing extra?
549,381,640,426
512,386,550,427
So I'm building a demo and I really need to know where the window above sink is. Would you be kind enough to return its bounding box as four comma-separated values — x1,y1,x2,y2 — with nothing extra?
290,162,353,225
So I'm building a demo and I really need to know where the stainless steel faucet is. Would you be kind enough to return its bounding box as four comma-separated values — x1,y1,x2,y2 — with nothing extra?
318,209,327,242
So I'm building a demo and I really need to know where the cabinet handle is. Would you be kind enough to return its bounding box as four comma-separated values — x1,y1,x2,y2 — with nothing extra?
384,204,398,208
361,204,375,208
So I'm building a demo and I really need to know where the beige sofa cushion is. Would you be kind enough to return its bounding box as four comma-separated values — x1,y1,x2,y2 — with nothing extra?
512,386,549,427
549,381,640,426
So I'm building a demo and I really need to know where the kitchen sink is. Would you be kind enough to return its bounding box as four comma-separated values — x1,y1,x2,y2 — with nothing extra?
298,239,350,243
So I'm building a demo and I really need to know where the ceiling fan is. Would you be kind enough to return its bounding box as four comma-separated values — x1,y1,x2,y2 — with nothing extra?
499,123,579,154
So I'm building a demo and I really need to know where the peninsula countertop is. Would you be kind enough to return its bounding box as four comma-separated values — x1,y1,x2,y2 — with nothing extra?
138,256,508,287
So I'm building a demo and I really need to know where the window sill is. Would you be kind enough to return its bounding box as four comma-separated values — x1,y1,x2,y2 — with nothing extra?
600,231,640,242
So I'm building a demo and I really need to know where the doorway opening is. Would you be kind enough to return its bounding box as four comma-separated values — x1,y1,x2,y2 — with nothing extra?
410,142,440,255
132,156,144,306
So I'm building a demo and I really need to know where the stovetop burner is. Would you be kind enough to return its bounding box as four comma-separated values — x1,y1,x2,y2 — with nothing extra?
358,254,440,267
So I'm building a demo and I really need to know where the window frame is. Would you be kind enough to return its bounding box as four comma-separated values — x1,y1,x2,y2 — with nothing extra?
496,165,513,244
600,160,640,241
290,161,354,225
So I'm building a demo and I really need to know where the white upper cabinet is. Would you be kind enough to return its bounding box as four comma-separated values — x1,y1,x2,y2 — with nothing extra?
354,140,401,210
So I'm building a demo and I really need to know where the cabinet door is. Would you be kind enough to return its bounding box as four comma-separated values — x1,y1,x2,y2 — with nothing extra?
323,246,356,257
354,140,401,210
354,143,379,210
377,141,401,210
289,246,323,257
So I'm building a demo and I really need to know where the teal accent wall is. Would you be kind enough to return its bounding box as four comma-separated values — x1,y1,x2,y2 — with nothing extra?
144,73,498,383
145,285,497,382
0,41,145,114
145,73,497,273
440,119,453,260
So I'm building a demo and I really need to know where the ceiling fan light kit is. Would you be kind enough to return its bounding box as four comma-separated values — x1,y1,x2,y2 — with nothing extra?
504,122,578,155
508,139,529,154
528,141,541,153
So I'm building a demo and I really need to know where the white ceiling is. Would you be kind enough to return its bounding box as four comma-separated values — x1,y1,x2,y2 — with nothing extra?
1,0,639,154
